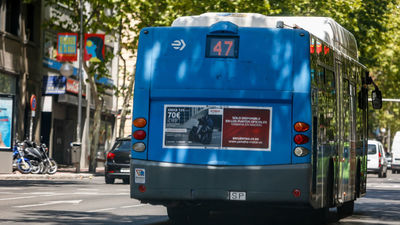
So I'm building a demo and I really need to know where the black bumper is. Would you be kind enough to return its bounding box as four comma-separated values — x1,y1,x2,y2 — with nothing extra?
130,159,311,206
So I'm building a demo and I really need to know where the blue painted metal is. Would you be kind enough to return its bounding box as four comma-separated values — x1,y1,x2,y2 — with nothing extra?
132,24,312,166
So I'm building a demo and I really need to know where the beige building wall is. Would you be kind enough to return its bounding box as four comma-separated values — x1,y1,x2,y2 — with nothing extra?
115,21,137,138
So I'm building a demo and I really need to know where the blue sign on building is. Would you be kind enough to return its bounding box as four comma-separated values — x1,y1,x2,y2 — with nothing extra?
42,75,66,95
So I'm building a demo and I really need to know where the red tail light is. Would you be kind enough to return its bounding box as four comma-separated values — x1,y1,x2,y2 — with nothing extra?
133,130,146,140
294,134,309,145
139,185,146,193
293,189,301,198
107,152,115,159
294,122,309,132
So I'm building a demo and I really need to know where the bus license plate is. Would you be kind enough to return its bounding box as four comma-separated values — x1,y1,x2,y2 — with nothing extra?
229,191,246,201
120,168,130,173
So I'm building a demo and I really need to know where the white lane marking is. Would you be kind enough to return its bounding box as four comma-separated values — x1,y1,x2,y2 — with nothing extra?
0,187,24,190
88,207,116,213
77,188,99,191
14,200,82,208
0,196,37,201
342,219,400,225
120,204,146,209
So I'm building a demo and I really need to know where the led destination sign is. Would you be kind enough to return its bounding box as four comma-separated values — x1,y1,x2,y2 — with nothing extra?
206,36,238,58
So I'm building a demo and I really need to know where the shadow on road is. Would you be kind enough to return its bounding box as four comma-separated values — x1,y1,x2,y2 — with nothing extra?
0,180,87,187
0,210,168,225
0,208,344,225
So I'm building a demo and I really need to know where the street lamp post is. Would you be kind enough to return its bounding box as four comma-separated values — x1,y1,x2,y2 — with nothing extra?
59,0,83,173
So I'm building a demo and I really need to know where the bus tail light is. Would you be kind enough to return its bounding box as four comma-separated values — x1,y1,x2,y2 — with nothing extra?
293,189,301,198
294,134,309,145
133,130,146,140
294,147,309,157
294,122,309,132
139,185,146,193
133,118,147,128
133,142,146,152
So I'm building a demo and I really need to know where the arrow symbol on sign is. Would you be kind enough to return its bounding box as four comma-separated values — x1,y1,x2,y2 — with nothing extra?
171,39,186,51
14,200,83,208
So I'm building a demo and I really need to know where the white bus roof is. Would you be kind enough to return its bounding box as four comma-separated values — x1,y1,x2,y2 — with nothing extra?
172,13,358,59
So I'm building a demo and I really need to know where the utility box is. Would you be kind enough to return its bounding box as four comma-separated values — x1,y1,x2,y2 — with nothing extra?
70,142,81,164
0,151,12,173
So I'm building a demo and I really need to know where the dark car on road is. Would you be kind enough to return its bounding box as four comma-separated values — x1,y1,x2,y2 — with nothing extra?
105,137,131,184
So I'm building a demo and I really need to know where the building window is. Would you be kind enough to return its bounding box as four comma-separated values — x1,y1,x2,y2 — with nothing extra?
5,0,20,36
0,73,16,95
26,3,34,42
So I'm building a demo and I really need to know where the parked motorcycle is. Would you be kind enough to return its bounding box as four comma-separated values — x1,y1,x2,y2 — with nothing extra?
38,142,57,174
22,140,44,174
12,141,32,174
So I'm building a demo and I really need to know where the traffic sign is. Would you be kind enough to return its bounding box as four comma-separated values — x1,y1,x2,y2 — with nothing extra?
30,95,37,111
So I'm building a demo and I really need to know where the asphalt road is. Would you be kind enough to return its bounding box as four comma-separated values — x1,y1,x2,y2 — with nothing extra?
0,172,399,225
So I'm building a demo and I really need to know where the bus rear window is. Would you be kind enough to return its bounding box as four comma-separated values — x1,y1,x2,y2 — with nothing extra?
206,36,238,58
368,144,377,155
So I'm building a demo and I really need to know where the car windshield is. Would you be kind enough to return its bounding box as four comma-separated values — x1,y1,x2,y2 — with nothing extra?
368,144,377,155
113,140,131,152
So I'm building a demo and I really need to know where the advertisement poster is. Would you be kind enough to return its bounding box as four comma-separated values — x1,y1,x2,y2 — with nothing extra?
163,105,272,151
84,34,105,62
43,76,66,95
57,33,78,61
0,97,13,149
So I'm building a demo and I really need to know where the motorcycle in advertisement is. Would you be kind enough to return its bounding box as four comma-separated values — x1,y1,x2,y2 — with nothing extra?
163,105,272,151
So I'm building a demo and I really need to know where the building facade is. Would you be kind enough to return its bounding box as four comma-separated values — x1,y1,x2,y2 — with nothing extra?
0,0,43,173
41,2,119,168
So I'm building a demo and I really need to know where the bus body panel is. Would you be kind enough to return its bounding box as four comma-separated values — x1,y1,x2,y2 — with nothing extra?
133,27,312,167
148,100,292,165
131,159,311,205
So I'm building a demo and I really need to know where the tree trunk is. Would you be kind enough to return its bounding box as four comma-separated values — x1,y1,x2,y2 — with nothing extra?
83,62,103,173
89,97,103,172
18,3,28,140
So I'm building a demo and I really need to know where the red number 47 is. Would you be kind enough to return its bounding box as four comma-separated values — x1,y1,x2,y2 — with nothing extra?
213,40,233,56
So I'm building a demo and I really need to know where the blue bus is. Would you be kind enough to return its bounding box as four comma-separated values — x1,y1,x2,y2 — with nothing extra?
130,13,382,223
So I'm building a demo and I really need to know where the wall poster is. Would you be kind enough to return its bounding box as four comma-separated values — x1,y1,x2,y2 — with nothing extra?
0,96,13,150
163,105,272,151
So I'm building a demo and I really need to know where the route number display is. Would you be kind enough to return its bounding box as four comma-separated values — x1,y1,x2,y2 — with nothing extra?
206,36,238,58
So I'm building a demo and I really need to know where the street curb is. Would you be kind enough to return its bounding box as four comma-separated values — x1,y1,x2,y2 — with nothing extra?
0,173,95,180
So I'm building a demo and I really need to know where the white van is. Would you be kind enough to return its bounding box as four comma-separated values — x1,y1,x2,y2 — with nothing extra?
391,131,400,173
367,140,387,178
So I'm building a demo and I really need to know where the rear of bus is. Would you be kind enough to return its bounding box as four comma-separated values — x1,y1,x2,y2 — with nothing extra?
130,16,313,208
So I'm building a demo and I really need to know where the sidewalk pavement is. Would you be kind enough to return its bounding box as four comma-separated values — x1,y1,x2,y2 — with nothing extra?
0,165,105,180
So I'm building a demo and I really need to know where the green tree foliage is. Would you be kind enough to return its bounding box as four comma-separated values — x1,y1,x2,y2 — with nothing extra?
45,0,400,150
44,0,135,172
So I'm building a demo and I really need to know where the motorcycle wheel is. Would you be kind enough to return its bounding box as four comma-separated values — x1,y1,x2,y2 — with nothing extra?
200,132,212,144
46,159,58,174
17,159,32,174
189,127,197,142
30,160,44,174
